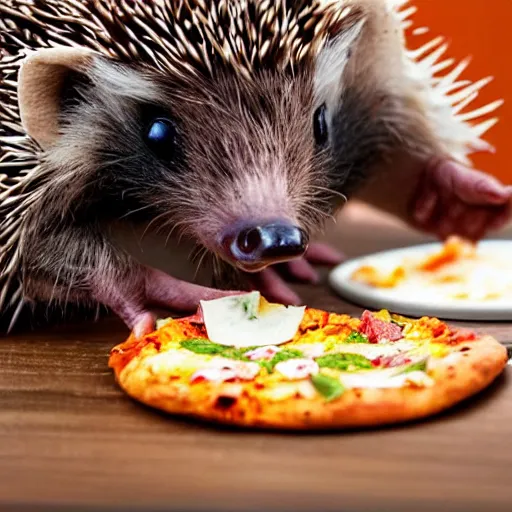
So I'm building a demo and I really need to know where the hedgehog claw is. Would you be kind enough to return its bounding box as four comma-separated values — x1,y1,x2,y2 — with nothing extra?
132,312,158,338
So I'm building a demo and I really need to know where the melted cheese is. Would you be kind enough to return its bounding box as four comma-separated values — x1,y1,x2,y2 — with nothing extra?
428,351,462,369
260,381,318,402
292,343,325,358
244,345,280,361
191,358,261,383
340,369,434,389
144,350,199,373
351,238,512,303
330,340,415,359
274,359,319,380
200,292,305,348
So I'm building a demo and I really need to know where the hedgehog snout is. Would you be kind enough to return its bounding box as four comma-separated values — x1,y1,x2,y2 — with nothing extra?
220,221,309,272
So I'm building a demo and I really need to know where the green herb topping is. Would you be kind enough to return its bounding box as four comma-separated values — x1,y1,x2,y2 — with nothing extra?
179,339,305,372
238,295,258,320
399,359,428,374
180,339,249,360
311,373,345,401
180,338,227,355
258,349,305,373
316,353,374,371
344,331,370,344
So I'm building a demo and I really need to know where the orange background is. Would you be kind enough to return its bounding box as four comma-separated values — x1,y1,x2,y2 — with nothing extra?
409,0,511,184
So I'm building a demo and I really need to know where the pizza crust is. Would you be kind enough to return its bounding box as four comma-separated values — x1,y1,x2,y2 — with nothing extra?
111,335,507,430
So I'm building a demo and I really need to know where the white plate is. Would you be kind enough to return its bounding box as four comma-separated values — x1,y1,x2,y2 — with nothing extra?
328,240,512,321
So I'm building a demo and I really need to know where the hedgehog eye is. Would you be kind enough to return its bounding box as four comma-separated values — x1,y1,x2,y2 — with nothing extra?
144,118,178,161
313,104,328,147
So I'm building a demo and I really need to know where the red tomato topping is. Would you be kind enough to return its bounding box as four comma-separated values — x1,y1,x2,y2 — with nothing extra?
371,354,412,368
449,328,477,344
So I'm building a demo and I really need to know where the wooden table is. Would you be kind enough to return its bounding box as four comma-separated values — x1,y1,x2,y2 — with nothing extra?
1,205,512,512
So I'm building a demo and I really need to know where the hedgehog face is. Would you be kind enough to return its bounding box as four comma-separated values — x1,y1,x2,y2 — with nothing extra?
17,52,336,272
141,25,365,273
151,69,336,272
16,8,364,273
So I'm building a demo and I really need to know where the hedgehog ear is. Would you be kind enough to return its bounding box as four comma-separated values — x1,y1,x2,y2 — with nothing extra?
17,47,99,150
315,15,366,109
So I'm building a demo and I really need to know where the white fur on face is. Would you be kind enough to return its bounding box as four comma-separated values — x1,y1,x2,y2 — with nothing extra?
314,18,366,128
89,58,161,103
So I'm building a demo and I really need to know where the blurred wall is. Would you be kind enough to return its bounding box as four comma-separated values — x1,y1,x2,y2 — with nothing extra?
409,0,511,184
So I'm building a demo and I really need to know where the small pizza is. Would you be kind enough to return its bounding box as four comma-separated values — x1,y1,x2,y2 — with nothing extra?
108,291,507,430
351,236,512,302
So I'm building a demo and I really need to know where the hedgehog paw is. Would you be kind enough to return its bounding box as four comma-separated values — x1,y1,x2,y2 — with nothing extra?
246,243,344,305
247,267,302,306
275,242,344,284
97,266,242,337
410,158,512,241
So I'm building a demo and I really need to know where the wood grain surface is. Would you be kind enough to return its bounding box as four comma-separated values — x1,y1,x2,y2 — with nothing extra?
1,205,511,512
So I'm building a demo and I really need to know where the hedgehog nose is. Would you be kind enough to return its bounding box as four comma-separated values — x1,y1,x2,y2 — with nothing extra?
224,222,309,271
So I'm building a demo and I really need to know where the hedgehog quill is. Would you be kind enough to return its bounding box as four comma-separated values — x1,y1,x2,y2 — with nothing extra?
0,0,510,336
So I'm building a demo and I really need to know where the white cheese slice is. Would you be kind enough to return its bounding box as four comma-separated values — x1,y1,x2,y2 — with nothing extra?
340,369,434,389
200,291,305,348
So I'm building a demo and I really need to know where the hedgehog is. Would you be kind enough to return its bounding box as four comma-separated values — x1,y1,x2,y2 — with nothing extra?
0,0,510,336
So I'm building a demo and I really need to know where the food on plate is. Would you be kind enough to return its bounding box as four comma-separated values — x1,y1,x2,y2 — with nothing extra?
351,236,512,302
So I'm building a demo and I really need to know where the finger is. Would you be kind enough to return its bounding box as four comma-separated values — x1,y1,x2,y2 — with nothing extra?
146,268,244,311
432,215,461,241
488,203,512,231
133,311,158,338
436,200,465,240
411,167,439,226
413,186,439,226
462,209,491,242
98,284,157,336
447,201,466,222
417,187,446,238
433,160,512,206
249,268,301,305
107,297,157,337
305,243,345,265
280,259,320,283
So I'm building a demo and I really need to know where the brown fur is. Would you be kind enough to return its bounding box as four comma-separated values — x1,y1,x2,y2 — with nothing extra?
0,0,499,329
